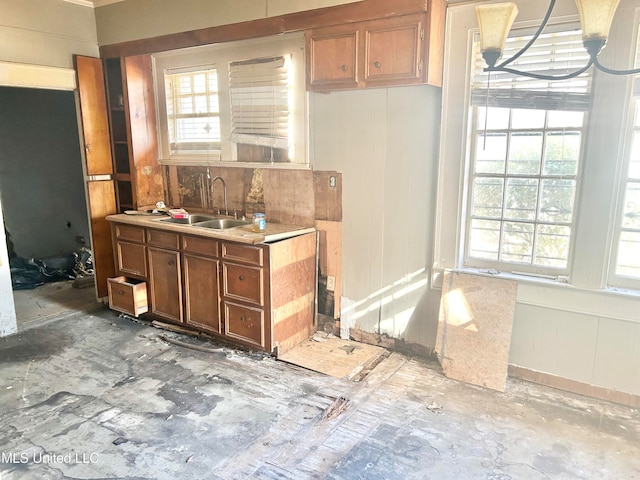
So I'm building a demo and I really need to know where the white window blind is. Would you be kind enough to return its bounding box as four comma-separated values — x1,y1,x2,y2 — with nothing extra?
229,55,291,150
164,67,221,154
471,30,592,111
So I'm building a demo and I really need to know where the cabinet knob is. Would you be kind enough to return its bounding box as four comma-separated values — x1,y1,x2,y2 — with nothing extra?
118,290,124,296
341,64,348,71
240,316,246,322
239,275,244,281
168,260,174,266
374,61,381,68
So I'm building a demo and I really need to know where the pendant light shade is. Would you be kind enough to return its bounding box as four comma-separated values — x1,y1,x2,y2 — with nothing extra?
575,0,620,41
475,3,519,54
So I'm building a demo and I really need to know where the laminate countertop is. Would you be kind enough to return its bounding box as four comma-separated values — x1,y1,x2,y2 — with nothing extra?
106,213,315,245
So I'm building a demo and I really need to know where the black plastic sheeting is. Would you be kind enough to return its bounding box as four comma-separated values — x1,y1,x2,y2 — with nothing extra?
9,247,93,290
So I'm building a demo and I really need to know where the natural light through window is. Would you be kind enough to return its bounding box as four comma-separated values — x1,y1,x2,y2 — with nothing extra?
466,29,589,276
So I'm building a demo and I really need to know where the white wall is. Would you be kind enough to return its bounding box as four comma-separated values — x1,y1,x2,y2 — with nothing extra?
0,200,16,337
310,86,442,346
437,0,640,397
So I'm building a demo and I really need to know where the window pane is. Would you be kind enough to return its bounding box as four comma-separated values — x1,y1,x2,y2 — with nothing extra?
543,131,580,176
629,132,640,179
501,221,534,264
621,182,640,229
476,133,507,174
539,179,575,223
511,109,545,129
469,219,501,260
505,178,538,220
616,231,640,276
535,224,570,268
477,107,509,130
508,132,543,174
548,111,584,128
472,178,504,218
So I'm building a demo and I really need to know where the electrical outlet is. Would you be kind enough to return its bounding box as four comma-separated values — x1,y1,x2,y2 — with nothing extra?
329,176,336,188
326,275,336,291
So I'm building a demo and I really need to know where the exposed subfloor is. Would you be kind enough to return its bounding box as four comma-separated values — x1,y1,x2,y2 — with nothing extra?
0,307,639,479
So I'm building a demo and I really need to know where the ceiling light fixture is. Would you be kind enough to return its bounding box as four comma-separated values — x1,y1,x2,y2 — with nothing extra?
476,0,640,80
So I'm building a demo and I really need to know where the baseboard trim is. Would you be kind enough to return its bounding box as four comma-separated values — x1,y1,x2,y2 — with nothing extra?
508,365,640,408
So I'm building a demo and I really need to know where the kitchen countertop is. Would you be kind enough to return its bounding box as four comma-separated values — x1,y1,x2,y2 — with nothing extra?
106,213,315,245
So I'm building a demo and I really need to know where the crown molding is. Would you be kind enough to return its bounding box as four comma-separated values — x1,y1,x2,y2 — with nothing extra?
61,0,125,7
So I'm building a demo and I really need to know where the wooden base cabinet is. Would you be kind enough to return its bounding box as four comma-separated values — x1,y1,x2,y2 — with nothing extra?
108,220,317,356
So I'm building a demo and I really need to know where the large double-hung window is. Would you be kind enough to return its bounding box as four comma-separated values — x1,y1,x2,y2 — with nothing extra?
465,29,591,276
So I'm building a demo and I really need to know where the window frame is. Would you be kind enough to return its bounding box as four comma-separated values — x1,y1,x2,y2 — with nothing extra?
462,27,590,278
152,32,308,168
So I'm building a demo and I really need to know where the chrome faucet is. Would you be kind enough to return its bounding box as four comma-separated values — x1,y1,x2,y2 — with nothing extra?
211,176,228,216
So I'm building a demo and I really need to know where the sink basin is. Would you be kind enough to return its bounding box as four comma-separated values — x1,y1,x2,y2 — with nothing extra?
161,214,218,225
194,218,251,230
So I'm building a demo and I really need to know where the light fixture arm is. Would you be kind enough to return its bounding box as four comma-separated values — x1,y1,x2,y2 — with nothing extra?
495,0,556,70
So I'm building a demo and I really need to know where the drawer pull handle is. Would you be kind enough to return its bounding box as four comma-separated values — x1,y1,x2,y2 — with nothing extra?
240,316,246,322
374,61,381,68
239,275,244,281
341,64,348,71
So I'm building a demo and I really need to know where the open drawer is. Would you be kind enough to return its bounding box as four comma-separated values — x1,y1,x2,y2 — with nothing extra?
107,276,148,317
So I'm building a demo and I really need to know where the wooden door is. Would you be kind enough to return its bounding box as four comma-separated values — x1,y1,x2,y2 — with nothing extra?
364,14,424,85
183,253,221,333
364,15,424,85
148,247,183,323
306,26,359,90
74,55,117,298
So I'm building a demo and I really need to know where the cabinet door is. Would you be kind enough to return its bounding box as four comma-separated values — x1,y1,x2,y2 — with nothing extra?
148,247,183,323
184,253,221,333
364,14,424,86
116,241,147,278
306,27,359,90
74,55,117,298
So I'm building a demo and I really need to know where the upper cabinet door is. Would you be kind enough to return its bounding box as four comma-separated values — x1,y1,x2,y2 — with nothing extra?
364,14,424,85
75,55,113,176
306,25,359,90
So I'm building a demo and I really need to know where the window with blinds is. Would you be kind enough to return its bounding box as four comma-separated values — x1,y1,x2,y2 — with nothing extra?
229,55,291,150
153,32,307,166
465,28,591,275
164,68,221,154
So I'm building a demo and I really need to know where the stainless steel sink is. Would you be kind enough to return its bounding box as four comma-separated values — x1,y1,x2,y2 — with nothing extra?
161,214,219,225
194,218,251,230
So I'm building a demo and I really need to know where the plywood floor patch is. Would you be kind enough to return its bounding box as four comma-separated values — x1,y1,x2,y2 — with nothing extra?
278,333,387,380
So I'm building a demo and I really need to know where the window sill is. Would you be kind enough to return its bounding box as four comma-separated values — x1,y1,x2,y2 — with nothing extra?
432,267,640,324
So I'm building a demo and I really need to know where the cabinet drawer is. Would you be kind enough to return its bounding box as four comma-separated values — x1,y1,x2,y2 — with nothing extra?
108,276,148,317
224,301,265,348
116,241,147,278
147,229,180,249
221,242,263,266
115,224,145,243
183,235,219,257
223,263,263,305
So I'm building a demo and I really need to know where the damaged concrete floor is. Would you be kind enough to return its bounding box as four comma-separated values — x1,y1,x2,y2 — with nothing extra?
0,307,639,479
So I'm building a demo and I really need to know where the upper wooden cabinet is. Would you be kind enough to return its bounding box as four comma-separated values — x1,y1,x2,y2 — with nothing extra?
104,55,165,212
306,10,445,91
